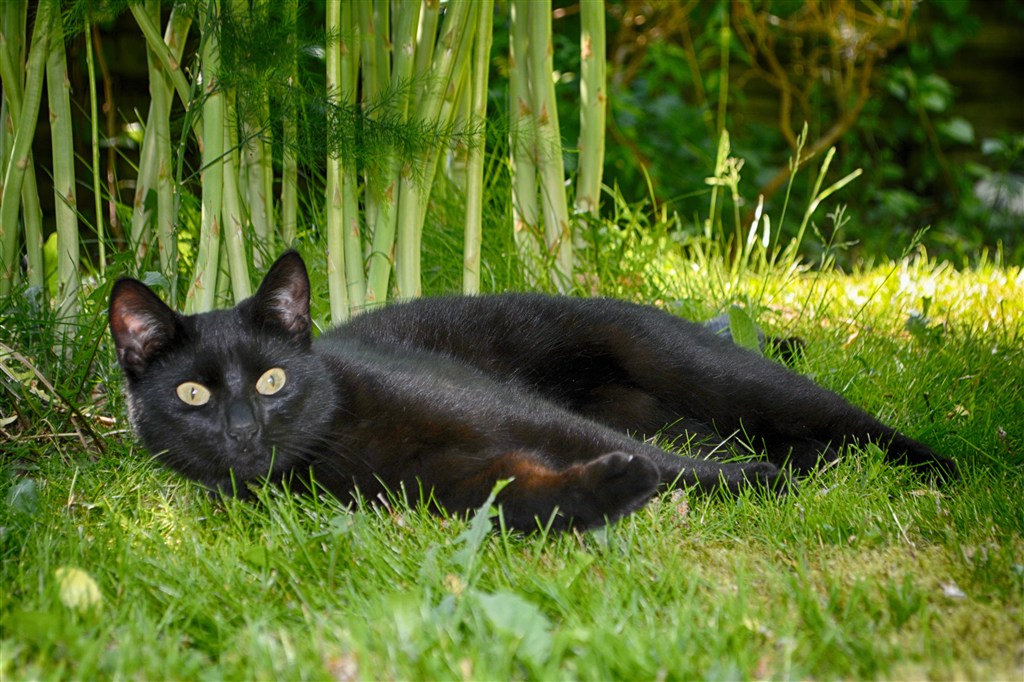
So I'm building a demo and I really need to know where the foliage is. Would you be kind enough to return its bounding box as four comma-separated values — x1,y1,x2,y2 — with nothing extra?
598,0,1024,265
2,204,1023,678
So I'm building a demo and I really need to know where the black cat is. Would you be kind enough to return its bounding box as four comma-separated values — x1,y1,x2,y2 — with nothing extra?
108,251,956,531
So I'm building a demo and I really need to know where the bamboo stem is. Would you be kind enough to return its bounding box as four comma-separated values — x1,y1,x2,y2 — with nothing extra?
462,0,493,294
280,0,299,247
356,0,381,241
364,2,421,306
186,0,225,313
221,90,252,302
340,1,365,312
575,0,605,217
394,0,475,299
0,0,51,294
84,13,107,273
527,1,572,290
46,3,79,325
325,0,350,321
509,0,542,285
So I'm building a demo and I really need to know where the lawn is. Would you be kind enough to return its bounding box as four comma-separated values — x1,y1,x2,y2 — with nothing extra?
2,248,1022,680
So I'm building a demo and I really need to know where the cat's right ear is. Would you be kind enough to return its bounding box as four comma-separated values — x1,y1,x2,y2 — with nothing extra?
252,250,312,345
109,279,181,380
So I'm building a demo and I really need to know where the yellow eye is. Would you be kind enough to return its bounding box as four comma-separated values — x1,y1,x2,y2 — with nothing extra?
176,382,211,406
256,367,287,396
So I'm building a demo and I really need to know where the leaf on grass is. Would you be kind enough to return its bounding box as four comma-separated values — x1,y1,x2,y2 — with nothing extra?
728,304,763,355
451,478,510,574
472,589,552,668
55,567,103,611
7,478,40,516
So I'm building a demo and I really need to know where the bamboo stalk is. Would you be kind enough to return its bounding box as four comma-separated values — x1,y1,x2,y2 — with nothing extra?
508,0,542,285
575,0,605,217
340,1,365,312
242,75,272,259
462,0,493,294
186,0,225,313
325,0,350,321
411,0,440,114
0,0,51,294
280,0,299,247
45,2,79,325
394,0,475,299
222,90,252,302
527,1,572,291
144,0,179,298
130,3,201,133
0,1,46,294
220,0,252,305
356,0,382,241
83,15,111,274
364,2,420,306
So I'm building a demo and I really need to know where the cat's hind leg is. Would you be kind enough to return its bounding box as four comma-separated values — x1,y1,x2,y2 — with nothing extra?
435,450,661,532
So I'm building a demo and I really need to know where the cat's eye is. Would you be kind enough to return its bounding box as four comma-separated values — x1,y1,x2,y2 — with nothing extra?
176,382,211,406
256,367,287,396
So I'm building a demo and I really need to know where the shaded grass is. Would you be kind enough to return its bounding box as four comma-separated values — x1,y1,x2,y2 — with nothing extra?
2,232,1022,679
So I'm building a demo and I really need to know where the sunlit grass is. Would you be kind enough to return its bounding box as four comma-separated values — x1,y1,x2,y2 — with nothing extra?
2,220,1022,679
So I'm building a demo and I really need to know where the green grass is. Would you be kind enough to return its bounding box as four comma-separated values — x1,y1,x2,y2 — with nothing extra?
2,234,1022,680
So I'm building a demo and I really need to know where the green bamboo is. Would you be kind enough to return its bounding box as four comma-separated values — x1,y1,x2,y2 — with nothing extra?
364,2,420,306
325,0,350,321
340,1,365,312
131,3,192,258
144,0,178,297
462,0,493,294
280,0,299,247
508,0,542,284
356,0,382,240
242,85,272,257
414,2,477,231
130,3,200,133
527,0,572,290
45,3,79,325
394,0,475,299
186,0,225,313
575,0,606,216
0,1,22,291
84,17,107,273
222,91,252,302
0,0,51,294
411,0,440,113
221,0,251,303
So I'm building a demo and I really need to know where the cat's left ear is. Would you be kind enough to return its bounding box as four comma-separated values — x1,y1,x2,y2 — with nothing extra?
252,250,312,345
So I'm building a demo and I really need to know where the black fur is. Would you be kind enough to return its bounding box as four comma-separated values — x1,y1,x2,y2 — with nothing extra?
108,251,956,531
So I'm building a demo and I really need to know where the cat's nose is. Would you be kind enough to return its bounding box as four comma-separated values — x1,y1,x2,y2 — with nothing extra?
227,400,259,442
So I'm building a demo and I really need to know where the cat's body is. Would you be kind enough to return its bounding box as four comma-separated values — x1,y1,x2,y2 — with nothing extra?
109,252,955,531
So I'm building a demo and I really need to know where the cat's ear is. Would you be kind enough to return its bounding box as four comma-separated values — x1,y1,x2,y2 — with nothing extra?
109,279,182,380
252,250,312,344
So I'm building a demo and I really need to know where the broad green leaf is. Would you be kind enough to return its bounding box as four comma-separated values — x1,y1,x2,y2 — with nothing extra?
938,117,974,144
7,478,40,517
472,589,552,668
728,305,763,355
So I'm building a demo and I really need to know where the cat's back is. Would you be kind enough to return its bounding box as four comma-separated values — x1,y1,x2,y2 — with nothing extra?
324,293,715,355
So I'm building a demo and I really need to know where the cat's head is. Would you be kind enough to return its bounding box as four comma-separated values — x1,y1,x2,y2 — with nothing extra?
109,251,336,493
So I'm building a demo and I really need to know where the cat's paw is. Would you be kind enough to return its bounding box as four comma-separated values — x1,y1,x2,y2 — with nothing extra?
570,452,660,527
723,461,792,497
891,436,960,484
